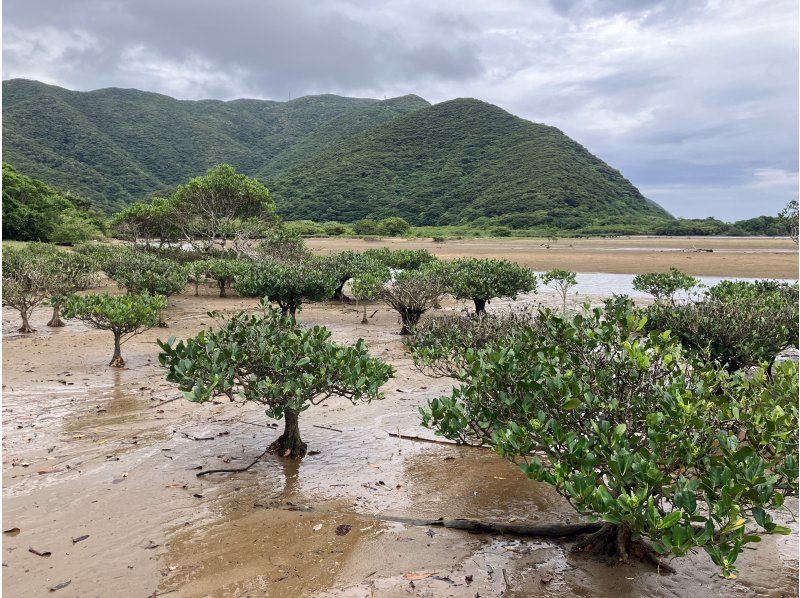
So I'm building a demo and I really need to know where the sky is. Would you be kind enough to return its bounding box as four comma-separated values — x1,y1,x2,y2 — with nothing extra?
3,0,798,220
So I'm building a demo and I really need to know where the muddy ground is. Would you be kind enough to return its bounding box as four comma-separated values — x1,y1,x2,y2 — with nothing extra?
3,278,799,597
307,236,799,279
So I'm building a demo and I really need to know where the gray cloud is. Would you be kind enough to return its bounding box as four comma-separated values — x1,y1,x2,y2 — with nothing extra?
3,0,797,219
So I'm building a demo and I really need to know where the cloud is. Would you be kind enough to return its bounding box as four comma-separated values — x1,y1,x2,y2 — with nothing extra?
3,0,797,219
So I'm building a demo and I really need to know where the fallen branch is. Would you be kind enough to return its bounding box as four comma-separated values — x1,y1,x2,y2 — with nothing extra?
148,397,181,409
180,432,215,441
196,447,271,477
313,424,343,433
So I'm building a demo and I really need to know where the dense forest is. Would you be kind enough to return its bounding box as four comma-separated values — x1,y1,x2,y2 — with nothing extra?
4,79,671,231
2,79,794,237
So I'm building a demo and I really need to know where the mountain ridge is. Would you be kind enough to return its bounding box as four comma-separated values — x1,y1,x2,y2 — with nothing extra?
2,79,671,230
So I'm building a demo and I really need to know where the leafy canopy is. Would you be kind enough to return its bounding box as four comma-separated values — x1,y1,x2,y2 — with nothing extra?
417,304,797,578
234,259,337,315
61,292,167,333
632,267,699,301
104,249,188,297
645,280,799,371
447,257,537,303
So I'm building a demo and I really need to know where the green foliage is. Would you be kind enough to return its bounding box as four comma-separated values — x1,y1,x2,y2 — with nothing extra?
61,292,167,366
157,303,394,456
322,250,372,300
407,309,536,378
234,259,337,317
380,263,449,334
256,227,310,262
363,248,437,270
110,196,180,245
45,250,99,326
3,79,429,212
104,249,188,298
204,258,249,297
284,220,323,237
353,219,381,236
272,98,673,228
378,217,411,237
2,163,105,243
320,221,350,236
2,243,58,332
632,268,699,301
645,281,799,371
350,260,391,323
541,269,578,313
447,258,537,314
779,200,798,244
418,305,798,577
170,163,276,253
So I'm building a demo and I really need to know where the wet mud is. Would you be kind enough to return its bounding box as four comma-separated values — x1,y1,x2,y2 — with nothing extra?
3,284,798,597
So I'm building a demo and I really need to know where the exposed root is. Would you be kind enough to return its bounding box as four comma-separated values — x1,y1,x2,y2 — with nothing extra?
572,523,675,573
109,355,126,368
268,433,307,459
197,447,271,477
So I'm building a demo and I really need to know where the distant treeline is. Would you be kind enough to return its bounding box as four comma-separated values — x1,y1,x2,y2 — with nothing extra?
2,161,796,244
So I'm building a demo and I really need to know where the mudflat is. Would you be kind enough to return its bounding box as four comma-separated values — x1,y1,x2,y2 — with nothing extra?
307,236,799,279
3,284,798,597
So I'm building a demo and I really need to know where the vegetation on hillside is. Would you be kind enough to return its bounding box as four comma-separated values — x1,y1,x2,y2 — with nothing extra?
271,99,673,229
3,163,106,243
2,79,429,212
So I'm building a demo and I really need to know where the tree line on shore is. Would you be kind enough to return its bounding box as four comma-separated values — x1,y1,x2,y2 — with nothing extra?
4,162,798,243
3,163,798,579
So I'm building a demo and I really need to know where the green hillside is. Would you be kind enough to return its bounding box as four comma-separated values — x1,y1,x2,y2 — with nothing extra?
3,79,672,230
271,99,672,229
2,79,430,212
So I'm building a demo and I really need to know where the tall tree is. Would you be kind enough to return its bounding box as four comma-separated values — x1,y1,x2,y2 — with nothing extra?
170,164,276,253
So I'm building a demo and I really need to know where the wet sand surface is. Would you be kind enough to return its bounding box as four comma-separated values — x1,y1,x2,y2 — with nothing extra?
3,285,798,597
307,236,799,279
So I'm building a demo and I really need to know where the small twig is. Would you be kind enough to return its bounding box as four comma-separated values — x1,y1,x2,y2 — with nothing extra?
197,446,271,477
369,309,379,319
312,424,343,433
148,397,181,409
180,432,215,441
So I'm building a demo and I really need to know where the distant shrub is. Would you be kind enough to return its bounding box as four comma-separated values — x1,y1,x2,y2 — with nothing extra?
321,221,350,236
541,269,578,313
380,263,449,334
352,219,381,236
632,268,699,302
446,258,537,315
364,247,437,270
490,226,512,237
645,281,798,371
378,217,411,237
285,220,323,237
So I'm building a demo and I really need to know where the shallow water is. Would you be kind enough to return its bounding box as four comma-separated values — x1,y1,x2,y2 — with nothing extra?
535,271,797,299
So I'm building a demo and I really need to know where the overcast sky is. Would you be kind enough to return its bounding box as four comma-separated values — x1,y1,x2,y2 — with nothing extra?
4,0,797,220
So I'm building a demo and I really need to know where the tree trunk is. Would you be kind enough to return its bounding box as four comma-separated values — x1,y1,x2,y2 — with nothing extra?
473,298,487,316
268,409,307,458
333,281,353,303
399,308,421,335
18,310,35,333
109,331,125,367
361,302,368,324
218,280,227,297
288,304,298,321
571,522,675,572
157,309,168,328
194,280,200,296
47,301,65,327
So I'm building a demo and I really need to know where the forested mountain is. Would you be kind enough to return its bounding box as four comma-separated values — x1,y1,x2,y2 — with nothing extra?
3,79,429,212
3,79,672,229
271,98,671,228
